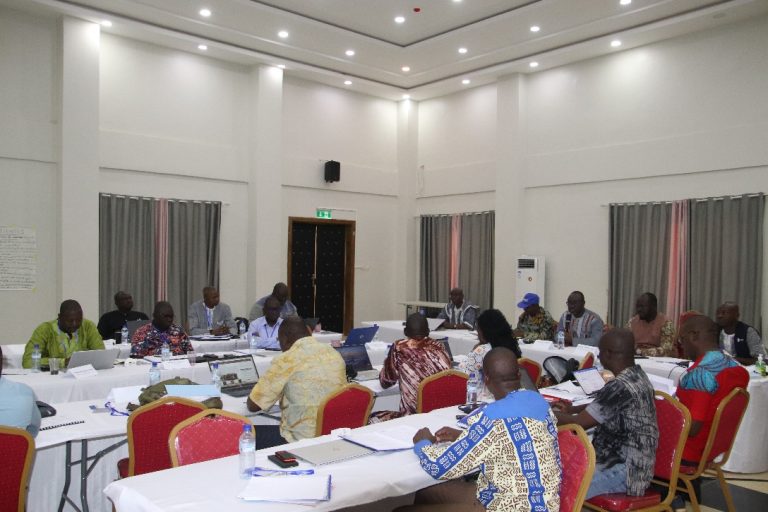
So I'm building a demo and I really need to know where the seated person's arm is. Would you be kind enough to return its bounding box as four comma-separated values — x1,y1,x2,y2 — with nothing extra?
187,306,206,335
413,419,491,480
247,356,290,412
84,321,105,350
378,345,399,389
462,308,477,330
738,327,765,366
23,325,53,368
553,405,598,430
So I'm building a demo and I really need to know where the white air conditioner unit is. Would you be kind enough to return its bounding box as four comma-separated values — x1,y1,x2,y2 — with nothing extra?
516,256,546,309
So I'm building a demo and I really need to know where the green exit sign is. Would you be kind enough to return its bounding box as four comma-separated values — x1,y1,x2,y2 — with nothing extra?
316,209,332,219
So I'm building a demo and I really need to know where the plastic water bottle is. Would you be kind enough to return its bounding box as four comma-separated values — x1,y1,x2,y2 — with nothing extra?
31,344,41,373
148,361,161,385
211,362,221,390
238,424,256,479
466,370,480,405
120,325,130,344
757,354,767,377
249,332,258,353
161,341,171,361
239,322,247,341
556,331,565,350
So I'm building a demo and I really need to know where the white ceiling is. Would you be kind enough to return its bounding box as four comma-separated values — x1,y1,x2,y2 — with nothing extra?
6,0,768,100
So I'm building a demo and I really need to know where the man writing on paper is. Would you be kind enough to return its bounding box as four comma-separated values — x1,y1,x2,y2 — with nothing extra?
187,286,235,336
247,296,283,350
0,346,41,437
247,316,346,448
23,300,104,368
130,302,193,358
557,291,604,347
437,288,477,330
400,347,561,511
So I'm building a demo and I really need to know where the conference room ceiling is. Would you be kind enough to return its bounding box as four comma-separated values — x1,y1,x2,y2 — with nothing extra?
7,0,768,100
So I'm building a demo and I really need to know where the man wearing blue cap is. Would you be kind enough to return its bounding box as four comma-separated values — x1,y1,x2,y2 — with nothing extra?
513,293,557,341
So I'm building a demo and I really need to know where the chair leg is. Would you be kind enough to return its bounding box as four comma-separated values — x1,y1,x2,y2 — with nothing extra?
681,478,701,512
714,466,736,512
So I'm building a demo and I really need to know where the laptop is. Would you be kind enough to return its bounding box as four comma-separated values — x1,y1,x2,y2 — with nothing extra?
304,317,320,331
67,348,121,370
125,319,150,342
335,345,379,381
435,338,457,367
573,367,607,396
208,356,260,397
427,318,445,331
343,326,378,346
288,439,373,466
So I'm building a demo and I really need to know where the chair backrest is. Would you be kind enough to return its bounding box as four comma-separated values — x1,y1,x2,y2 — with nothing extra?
701,387,750,465
542,356,578,384
168,409,252,467
652,391,691,491
126,396,206,476
315,383,375,436
557,424,595,512
0,426,35,512
416,370,468,413
579,352,595,369
518,357,543,388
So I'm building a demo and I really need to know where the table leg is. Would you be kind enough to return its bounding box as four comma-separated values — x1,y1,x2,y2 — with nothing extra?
80,440,89,512
58,441,73,512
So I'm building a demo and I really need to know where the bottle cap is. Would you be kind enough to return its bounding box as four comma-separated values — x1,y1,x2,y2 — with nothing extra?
151,361,157,367
242,424,251,433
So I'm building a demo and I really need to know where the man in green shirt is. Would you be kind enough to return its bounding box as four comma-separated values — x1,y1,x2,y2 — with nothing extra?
23,300,104,368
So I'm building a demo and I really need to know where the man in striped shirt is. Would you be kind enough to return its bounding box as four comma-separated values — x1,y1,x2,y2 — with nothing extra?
557,291,605,347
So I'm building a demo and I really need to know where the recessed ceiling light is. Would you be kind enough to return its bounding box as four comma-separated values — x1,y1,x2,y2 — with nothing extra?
611,39,622,47
197,44,208,51
100,20,112,28
277,64,286,69
345,50,355,57
344,80,352,85
278,30,289,39
394,16,405,24
458,47,468,54
402,94,411,99
401,66,411,72
529,61,539,68
620,0,632,5
530,25,540,32
453,0,462,3
199,8,211,17
462,79,470,85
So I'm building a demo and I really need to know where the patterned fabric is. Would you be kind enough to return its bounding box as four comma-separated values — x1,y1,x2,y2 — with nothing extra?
676,350,749,461
557,308,604,347
23,319,104,368
437,302,478,329
586,365,658,496
517,308,557,341
379,337,452,415
626,313,675,356
0,377,41,437
248,336,346,442
414,390,561,511
130,323,192,357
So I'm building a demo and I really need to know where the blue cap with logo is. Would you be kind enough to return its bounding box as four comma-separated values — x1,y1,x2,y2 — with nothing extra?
517,293,540,309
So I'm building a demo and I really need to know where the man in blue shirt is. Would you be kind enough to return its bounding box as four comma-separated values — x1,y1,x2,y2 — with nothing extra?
0,346,41,437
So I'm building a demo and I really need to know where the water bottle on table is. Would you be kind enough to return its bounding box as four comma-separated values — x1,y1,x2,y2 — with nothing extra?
238,424,256,479
556,330,565,350
161,341,171,361
31,344,41,373
211,362,221,390
249,332,258,353
239,321,247,340
120,325,130,344
466,370,481,405
148,361,161,385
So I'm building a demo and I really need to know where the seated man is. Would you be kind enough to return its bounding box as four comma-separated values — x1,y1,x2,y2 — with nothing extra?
130,302,193,358
715,301,766,365
677,315,749,463
187,286,235,336
247,296,283,350
436,288,478,330
249,282,298,320
23,300,104,368
247,316,346,448
554,329,658,499
97,291,149,342
557,291,604,347
400,347,561,511
513,293,557,341
626,292,674,356
372,313,452,422
0,346,41,437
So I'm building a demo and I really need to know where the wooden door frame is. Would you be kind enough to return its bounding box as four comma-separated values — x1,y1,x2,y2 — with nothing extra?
287,217,356,335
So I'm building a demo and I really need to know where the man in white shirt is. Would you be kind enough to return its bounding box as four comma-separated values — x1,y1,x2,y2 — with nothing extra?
187,287,236,336
248,296,283,349
0,346,41,437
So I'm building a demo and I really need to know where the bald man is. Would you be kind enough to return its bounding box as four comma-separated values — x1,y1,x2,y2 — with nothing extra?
249,282,298,321
555,329,658,499
715,302,766,365
401,347,561,511
677,315,749,462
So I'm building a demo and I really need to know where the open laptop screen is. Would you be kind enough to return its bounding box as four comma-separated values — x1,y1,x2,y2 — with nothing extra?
343,326,378,346
209,356,259,388
573,367,606,396
334,345,374,372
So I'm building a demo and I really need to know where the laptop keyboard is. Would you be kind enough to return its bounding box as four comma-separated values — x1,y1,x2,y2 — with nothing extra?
355,370,380,381
223,385,254,397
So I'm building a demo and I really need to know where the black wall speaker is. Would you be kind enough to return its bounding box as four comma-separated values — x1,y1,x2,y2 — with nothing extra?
324,160,340,182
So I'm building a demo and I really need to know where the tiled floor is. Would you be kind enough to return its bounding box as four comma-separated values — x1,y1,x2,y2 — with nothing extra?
693,471,768,512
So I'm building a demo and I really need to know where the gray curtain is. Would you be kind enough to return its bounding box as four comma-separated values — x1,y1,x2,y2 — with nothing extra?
419,215,452,303
689,194,764,329
608,202,671,326
459,212,495,310
166,200,221,328
98,194,156,317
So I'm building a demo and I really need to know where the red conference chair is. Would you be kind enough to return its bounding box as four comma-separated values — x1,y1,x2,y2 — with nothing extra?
558,424,596,512
416,370,468,413
518,357,543,388
315,383,375,436
579,352,596,369
168,409,252,467
0,426,35,512
676,387,750,512
585,391,691,512
117,396,206,478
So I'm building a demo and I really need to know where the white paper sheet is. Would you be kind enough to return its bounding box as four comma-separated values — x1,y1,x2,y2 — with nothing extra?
237,474,331,503
341,425,417,451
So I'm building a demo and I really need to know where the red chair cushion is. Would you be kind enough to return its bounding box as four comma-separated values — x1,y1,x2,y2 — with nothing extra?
319,387,372,435
587,490,661,511
175,416,247,466
420,374,467,413
558,429,590,512
0,429,32,511
117,457,129,479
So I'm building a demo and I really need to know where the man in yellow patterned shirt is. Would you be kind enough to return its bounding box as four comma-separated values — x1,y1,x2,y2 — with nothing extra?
247,316,346,449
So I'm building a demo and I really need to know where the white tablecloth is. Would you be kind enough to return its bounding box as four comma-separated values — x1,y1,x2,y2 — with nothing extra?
362,320,480,356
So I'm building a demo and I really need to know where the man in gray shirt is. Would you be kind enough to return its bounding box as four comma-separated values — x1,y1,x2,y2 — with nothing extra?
187,287,235,335
556,291,604,347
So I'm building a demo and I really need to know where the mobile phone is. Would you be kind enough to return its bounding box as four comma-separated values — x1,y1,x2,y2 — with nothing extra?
458,403,479,414
456,414,467,420
89,405,109,413
275,450,297,463
268,454,298,468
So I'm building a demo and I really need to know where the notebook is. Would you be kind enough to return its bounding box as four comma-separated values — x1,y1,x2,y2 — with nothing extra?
288,439,373,466
343,325,378,346
335,345,379,381
209,356,259,397
427,318,446,331
67,348,121,370
572,367,607,396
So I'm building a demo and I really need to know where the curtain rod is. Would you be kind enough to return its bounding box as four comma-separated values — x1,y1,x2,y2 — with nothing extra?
601,192,764,208
417,210,495,218
100,193,228,206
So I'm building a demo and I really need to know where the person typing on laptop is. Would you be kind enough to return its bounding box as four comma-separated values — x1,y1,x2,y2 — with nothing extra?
23,300,104,368
130,302,193,358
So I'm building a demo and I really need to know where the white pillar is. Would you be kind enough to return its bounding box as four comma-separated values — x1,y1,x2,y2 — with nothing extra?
59,17,100,317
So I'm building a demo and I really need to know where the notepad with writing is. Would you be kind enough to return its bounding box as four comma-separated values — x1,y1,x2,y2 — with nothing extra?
237,474,331,503
340,425,418,451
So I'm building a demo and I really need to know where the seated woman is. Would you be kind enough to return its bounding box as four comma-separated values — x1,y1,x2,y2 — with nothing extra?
460,309,537,394
370,313,452,423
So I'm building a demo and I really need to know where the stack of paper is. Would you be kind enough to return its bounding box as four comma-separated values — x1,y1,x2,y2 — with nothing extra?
238,475,331,504
341,425,417,451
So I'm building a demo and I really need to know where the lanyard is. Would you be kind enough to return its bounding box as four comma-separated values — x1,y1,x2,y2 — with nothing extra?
57,326,79,355
206,307,214,328
262,321,279,339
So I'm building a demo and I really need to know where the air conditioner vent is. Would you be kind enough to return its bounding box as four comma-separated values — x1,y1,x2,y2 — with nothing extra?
517,258,536,269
